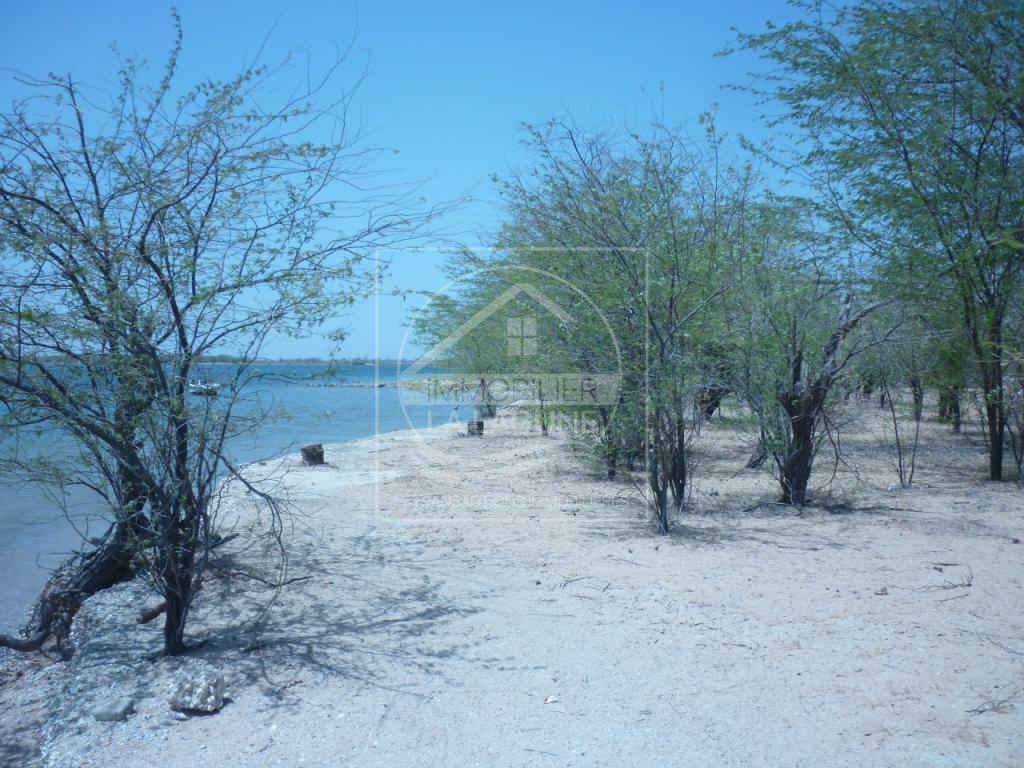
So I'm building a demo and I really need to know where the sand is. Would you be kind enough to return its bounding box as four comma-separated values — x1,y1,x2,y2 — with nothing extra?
2,403,1023,767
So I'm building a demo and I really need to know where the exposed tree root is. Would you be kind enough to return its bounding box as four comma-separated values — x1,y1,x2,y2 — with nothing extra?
0,522,137,657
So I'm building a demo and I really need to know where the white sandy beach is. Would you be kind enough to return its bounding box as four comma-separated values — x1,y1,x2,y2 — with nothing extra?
2,407,1023,767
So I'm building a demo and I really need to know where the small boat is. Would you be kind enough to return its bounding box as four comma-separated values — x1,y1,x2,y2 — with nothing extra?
188,379,220,397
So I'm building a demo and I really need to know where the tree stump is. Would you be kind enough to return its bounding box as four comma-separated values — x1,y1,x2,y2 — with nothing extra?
467,420,484,437
301,443,325,465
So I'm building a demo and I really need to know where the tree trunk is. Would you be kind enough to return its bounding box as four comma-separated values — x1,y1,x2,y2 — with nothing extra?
980,355,1005,481
938,385,962,431
986,398,1004,482
158,518,196,656
162,588,189,656
697,386,728,419
596,406,617,479
669,406,688,510
950,391,962,432
649,409,672,534
649,459,670,534
0,521,137,654
606,449,617,480
909,375,924,422
477,378,497,418
538,381,549,437
780,411,814,505
746,442,768,469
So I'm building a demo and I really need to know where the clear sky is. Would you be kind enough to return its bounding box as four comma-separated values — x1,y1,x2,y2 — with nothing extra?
2,0,801,358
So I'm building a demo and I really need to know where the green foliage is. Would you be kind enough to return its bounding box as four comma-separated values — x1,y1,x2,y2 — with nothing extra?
418,119,763,529
734,0,1024,480
0,18,433,651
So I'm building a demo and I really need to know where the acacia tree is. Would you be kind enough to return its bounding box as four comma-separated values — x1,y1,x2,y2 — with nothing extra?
734,0,1024,480
484,119,753,532
0,22,436,654
723,196,890,505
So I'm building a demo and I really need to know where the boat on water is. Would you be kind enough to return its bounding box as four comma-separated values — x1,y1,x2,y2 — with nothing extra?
188,379,220,397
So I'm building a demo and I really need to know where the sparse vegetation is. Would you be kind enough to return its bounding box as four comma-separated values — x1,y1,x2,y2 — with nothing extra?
0,4,1021,766
0,15,437,654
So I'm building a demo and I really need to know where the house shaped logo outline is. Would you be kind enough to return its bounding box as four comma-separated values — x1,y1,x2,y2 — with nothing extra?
402,283,574,378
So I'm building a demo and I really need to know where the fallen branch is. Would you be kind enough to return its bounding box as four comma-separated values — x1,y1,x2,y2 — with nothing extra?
966,690,1019,716
915,564,973,591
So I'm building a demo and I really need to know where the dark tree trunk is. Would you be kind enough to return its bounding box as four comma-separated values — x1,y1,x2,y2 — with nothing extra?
697,386,729,419
538,381,549,437
649,407,673,534
980,352,1005,481
477,378,497,418
669,413,688,510
649,456,670,534
625,446,637,472
158,513,196,656
985,394,1004,482
772,296,886,507
746,442,768,469
938,385,962,431
968,312,1005,480
157,398,202,656
162,588,189,656
596,406,617,479
780,412,815,505
0,521,138,654
909,375,924,422
653,486,669,533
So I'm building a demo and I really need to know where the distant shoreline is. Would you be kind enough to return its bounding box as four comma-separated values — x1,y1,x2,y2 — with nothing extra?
18,356,408,367
198,358,405,366
306,381,400,388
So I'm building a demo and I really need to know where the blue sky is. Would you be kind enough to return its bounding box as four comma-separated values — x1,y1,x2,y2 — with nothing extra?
2,0,801,358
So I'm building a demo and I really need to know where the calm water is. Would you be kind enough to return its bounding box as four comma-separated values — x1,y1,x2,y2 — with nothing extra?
0,362,453,632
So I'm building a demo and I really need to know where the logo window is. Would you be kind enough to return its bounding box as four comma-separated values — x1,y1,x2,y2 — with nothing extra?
507,317,537,356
